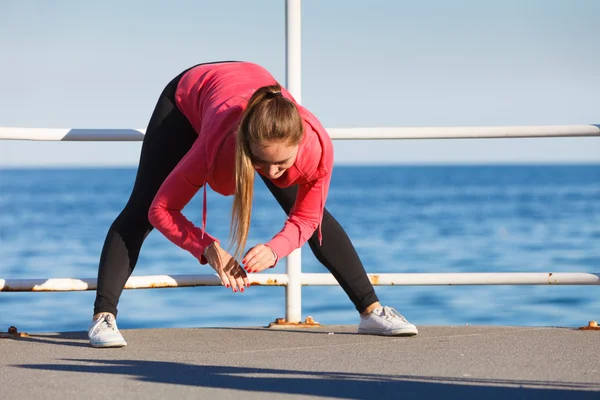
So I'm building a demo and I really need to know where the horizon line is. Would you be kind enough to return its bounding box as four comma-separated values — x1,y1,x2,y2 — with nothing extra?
1,161,599,170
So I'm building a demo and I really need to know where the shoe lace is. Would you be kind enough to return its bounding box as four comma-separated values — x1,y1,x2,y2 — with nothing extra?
92,314,118,334
380,306,408,323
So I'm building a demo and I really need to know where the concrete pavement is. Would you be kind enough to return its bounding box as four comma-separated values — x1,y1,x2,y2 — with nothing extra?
1,325,598,399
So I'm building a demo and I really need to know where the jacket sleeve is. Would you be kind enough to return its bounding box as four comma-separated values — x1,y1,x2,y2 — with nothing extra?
148,142,219,264
266,170,332,262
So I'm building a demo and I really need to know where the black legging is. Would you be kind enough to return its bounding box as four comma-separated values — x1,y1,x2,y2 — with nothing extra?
93,63,379,317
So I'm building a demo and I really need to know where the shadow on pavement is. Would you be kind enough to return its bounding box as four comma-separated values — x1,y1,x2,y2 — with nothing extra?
16,359,599,399
3,331,89,348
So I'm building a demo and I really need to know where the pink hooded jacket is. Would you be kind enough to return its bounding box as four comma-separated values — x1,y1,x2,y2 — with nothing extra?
148,62,334,265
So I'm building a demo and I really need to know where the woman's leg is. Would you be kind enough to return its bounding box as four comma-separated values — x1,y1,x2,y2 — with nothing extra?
259,176,379,313
93,72,198,318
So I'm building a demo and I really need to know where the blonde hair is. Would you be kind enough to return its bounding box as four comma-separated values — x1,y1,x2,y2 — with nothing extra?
231,83,304,261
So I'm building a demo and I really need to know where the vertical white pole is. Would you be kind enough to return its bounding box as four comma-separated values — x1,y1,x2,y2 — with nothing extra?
286,0,302,103
285,0,302,323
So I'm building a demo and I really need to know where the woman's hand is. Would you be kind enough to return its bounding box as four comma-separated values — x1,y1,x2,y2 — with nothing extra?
243,244,277,273
204,242,249,292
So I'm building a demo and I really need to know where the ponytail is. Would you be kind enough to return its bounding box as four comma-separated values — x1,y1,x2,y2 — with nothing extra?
231,124,255,262
231,83,303,261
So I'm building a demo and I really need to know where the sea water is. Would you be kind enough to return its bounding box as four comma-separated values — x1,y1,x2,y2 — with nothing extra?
1,165,598,333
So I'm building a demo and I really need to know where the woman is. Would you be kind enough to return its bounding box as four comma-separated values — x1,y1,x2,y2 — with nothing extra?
88,61,418,348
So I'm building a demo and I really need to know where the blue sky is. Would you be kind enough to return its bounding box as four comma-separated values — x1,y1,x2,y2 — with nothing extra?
1,0,598,166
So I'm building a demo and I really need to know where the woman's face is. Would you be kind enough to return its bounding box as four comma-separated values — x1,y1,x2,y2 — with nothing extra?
249,140,299,179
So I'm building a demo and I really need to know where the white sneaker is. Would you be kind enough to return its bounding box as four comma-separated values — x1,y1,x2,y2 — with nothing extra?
358,306,418,336
88,314,127,348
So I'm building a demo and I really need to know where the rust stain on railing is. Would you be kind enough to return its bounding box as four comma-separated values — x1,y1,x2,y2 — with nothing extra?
30,286,81,292
3,285,79,292
250,278,282,286
144,282,177,289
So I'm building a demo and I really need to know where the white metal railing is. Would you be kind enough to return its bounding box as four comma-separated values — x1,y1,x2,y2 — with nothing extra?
1,124,599,141
0,0,599,324
1,273,599,292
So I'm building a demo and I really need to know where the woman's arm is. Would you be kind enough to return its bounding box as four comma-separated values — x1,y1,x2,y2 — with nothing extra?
266,170,332,262
148,142,219,264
